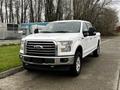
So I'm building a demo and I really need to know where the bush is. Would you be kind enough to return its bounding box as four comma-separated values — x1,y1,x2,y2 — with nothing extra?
94,8,118,36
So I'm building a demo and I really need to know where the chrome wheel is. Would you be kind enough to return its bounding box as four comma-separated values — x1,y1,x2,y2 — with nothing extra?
76,57,81,72
97,46,100,54
70,52,82,76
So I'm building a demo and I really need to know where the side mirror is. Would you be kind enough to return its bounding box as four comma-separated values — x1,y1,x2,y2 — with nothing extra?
89,27,96,36
34,29,39,33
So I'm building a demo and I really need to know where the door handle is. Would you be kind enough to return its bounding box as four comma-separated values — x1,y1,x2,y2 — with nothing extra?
81,37,84,39
90,38,92,40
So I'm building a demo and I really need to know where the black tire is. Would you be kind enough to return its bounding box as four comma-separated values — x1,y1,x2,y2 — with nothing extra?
23,62,33,71
70,52,82,76
93,44,100,57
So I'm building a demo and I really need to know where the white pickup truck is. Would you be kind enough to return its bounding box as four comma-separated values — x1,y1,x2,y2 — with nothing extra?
20,20,101,76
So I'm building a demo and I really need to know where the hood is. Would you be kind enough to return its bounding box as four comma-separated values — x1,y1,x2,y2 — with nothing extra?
23,33,80,41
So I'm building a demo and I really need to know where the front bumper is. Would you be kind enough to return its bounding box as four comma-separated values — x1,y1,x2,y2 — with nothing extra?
20,54,74,66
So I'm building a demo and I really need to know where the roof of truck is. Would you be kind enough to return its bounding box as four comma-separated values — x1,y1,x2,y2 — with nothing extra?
52,20,90,23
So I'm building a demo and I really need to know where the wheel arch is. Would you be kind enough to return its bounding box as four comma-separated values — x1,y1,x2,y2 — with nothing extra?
75,45,83,58
98,39,101,46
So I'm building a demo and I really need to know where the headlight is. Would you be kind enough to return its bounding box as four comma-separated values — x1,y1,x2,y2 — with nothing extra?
59,41,73,52
20,40,25,51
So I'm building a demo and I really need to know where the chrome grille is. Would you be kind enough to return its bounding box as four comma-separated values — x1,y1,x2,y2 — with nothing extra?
26,41,56,56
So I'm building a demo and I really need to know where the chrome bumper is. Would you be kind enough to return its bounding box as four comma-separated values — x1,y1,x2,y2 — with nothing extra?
20,54,74,65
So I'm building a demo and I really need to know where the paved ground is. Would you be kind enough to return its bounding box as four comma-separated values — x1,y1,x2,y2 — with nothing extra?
0,40,20,45
0,36,120,90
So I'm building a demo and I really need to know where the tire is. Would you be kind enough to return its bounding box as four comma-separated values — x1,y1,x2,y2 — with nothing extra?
23,62,33,71
93,43,100,57
70,52,82,76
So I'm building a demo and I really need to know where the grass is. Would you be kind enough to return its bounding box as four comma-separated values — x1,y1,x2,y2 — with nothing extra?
0,45,21,72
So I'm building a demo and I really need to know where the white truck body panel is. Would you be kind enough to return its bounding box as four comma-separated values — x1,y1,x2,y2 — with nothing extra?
20,20,101,66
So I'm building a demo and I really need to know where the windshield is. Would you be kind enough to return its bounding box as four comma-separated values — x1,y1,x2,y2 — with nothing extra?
40,22,81,33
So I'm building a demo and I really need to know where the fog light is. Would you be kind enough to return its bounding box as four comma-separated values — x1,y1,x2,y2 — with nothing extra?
60,58,68,63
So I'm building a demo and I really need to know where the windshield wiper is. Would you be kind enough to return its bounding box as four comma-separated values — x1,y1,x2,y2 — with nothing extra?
40,31,53,33
40,30,69,33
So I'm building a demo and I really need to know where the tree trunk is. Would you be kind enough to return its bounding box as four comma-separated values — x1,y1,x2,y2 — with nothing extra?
44,0,55,21
56,0,63,20
23,0,28,23
9,0,14,23
29,0,34,22
5,0,8,23
21,0,24,23
0,0,3,23
37,0,43,22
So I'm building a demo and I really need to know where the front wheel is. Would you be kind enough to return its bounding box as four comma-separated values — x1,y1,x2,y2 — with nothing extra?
70,52,82,76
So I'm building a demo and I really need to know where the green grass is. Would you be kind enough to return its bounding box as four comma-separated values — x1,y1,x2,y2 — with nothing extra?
0,45,21,72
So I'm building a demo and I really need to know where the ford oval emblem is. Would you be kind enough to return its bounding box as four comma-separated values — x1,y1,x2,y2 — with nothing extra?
33,45,43,49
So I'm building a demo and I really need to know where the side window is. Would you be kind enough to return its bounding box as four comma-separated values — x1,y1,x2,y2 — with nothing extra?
86,23,92,29
82,23,88,32
82,23,90,37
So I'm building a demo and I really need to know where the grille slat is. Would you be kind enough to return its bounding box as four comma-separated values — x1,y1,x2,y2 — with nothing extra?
27,43,54,45
26,47,55,50
27,45,55,48
27,49,55,53
26,52,55,55
26,41,56,56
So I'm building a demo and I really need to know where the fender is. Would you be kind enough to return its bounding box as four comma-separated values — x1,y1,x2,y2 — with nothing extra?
72,38,84,57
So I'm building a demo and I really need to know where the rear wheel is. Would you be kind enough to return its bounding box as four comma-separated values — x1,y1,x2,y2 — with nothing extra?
70,52,82,76
93,44,100,57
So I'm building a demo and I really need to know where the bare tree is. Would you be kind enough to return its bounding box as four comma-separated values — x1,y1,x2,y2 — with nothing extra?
14,0,20,24
73,0,112,21
5,0,8,23
95,8,118,35
44,0,55,21
0,0,4,22
21,0,24,23
28,0,34,22
8,0,14,23
62,0,73,20
56,0,63,20
23,0,29,23
33,0,42,22
37,0,43,22
0,0,118,36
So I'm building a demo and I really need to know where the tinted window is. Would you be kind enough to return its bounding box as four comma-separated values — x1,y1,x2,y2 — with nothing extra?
82,23,88,32
7,24,18,31
86,23,92,29
40,22,81,33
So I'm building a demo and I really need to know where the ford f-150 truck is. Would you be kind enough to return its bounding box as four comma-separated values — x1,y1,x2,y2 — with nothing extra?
19,20,101,76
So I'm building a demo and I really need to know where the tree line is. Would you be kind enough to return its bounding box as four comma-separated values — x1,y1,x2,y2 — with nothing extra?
0,0,119,35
